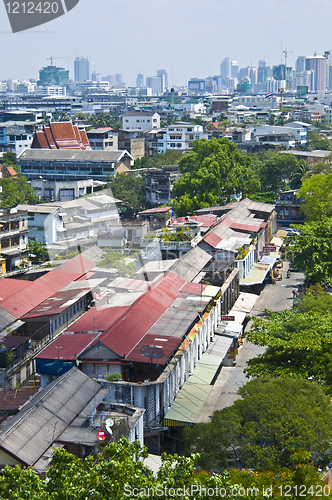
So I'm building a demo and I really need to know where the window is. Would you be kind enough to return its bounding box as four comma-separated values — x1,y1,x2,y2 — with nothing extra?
125,119,129,122
189,135,194,140
153,119,157,122
147,119,151,122
187,128,193,132
136,119,140,122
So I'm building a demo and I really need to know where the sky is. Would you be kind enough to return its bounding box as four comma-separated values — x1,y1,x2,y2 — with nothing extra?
0,0,332,86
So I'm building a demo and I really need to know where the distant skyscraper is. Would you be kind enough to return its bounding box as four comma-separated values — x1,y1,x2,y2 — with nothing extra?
220,57,230,80
38,65,69,86
74,57,89,82
146,76,164,94
136,73,144,87
295,56,306,73
250,67,258,85
324,50,332,90
306,55,327,91
258,59,266,68
231,61,239,78
157,69,168,89
91,71,100,82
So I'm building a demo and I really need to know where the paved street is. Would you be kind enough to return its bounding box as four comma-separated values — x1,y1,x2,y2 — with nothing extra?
197,263,305,422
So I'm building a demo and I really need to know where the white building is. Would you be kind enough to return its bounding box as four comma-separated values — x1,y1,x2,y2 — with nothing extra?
122,111,160,130
158,121,204,153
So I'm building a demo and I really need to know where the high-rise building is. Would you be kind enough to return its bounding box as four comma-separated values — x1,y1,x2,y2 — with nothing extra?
136,73,144,87
146,76,164,94
324,50,332,90
295,56,306,73
220,57,230,80
157,69,168,88
231,61,239,78
306,55,327,91
38,65,69,86
74,57,89,82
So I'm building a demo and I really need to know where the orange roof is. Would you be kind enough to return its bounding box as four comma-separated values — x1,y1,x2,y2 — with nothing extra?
31,121,91,151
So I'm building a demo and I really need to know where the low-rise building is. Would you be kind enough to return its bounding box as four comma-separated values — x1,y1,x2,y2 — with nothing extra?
18,149,134,182
145,166,180,207
86,127,118,150
122,112,160,131
0,209,29,273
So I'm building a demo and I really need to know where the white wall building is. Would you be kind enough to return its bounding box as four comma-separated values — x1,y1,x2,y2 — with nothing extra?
122,112,160,130
158,122,204,153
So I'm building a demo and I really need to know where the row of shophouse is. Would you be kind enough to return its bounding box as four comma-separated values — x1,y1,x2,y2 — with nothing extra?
0,198,280,460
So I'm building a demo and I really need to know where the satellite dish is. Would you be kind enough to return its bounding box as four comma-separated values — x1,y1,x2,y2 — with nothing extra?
140,346,164,379
105,418,114,435
140,345,164,360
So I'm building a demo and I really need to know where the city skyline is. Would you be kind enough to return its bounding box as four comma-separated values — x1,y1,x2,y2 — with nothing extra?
0,0,331,86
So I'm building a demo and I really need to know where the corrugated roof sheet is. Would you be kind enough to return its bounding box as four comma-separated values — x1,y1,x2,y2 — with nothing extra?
138,206,172,215
0,368,101,469
18,148,133,163
125,334,182,364
0,390,38,411
166,247,211,282
203,232,222,248
35,333,101,361
64,306,130,335
99,272,186,358
0,247,103,319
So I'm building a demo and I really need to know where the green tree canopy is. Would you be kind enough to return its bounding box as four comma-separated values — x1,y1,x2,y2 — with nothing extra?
0,436,329,499
87,112,121,130
108,173,145,215
1,151,17,166
287,218,332,285
27,241,49,263
172,138,260,216
245,308,332,388
297,173,332,220
0,175,39,210
184,378,332,472
133,150,183,170
307,131,332,151
97,248,137,277
250,150,302,194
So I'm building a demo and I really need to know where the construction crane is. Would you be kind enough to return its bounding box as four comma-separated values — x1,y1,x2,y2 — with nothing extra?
47,56,70,66
278,86,293,112
282,48,293,83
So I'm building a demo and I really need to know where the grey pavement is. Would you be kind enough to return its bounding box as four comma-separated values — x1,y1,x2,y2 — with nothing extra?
197,263,305,423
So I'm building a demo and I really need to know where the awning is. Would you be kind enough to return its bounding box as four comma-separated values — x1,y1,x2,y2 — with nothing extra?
222,292,258,324
260,255,277,266
270,237,283,248
239,262,271,286
164,339,233,426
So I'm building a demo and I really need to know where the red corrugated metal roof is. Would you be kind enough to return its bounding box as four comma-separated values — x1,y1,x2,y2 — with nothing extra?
0,253,97,319
171,216,217,227
0,279,30,301
180,282,207,294
138,206,172,215
125,333,182,364
202,232,222,248
35,333,101,361
221,217,264,233
64,306,130,334
99,272,186,358
0,390,38,411
21,288,91,319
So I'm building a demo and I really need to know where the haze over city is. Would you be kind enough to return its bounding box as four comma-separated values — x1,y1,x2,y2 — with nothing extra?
0,0,331,85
